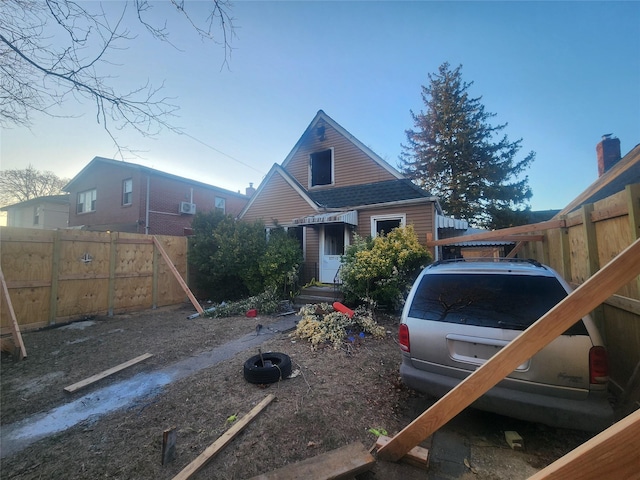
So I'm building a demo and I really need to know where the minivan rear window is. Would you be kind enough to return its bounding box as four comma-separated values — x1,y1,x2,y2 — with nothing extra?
408,273,588,335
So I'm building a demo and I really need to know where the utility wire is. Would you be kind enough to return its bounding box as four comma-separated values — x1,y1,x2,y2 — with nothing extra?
179,131,267,175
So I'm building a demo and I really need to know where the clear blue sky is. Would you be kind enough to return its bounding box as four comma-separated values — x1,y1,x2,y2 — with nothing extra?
1,1,639,212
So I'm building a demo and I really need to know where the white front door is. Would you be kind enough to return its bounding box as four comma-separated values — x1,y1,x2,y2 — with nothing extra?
320,224,347,283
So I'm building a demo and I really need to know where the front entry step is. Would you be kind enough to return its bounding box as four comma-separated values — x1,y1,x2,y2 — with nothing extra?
294,285,343,308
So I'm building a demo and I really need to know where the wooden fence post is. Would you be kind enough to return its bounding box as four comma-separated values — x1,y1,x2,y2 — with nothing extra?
108,232,118,316
48,229,61,325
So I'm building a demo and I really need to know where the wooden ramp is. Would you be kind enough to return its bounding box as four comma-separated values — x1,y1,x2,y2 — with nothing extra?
247,442,376,480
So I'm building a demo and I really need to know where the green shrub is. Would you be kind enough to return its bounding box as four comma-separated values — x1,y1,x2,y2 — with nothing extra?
189,211,266,301
259,228,303,299
339,225,431,310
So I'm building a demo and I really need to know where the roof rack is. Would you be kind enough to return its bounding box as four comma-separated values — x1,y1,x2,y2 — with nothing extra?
432,258,543,268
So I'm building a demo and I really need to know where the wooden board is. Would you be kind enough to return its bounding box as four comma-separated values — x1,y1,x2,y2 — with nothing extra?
64,353,153,393
0,267,27,360
172,394,275,480
527,409,640,480
153,236,203,315
377,237,640,462
247,442,376,480
375,435,429,469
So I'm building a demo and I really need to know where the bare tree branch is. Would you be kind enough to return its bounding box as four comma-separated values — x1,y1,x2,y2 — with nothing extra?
0,165,69,206
0,0,234,155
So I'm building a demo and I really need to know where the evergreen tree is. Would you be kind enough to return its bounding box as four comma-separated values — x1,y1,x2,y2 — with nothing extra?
400,62,535,228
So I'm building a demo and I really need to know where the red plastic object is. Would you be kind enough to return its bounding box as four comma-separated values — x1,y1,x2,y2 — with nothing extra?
332,302,354,318
246,309,258,317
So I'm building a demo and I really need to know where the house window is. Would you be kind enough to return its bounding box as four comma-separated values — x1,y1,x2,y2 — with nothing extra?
371,214,406,237
122,179,133,205
310,149,333,187
33,206,40,225
215,196,226,214
77,189,97,214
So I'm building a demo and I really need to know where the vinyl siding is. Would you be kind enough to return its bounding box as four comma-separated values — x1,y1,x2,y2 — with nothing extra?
241,172,317,227
355,203,436,248
285,122,397,189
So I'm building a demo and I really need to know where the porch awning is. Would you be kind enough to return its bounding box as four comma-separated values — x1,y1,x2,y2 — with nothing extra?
292,210,358,226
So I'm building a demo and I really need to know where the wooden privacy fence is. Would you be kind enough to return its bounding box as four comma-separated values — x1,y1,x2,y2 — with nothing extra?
0,227,189,334
520,183,640,396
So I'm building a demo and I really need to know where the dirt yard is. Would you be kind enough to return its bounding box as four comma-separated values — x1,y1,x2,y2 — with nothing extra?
1,304,593,479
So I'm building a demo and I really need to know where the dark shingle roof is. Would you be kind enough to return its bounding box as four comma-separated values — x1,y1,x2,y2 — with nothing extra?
308,179,433,208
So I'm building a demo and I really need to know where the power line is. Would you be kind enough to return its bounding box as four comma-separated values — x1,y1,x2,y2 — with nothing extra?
179,131,267,175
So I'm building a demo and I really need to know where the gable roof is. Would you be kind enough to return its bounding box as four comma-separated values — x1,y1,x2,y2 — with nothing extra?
281,110,404,180
63,156,247,198
238,164,319,218
309,179,435,209
557,143,640,216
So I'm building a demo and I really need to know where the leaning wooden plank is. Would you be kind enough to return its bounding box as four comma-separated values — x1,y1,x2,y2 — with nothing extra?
375,435,429,469
377,237,640,462
64,353,153,393
172,394,276,480
427,219,565,246
0,267,27,360
247,442,376,480
153,236,204,315
527,409,640,480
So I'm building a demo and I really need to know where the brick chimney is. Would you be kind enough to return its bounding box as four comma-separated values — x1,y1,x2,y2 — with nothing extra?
596,134,621,177
245,182,256,197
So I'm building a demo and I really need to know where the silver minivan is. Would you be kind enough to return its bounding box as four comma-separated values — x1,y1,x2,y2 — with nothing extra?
398,259,614,432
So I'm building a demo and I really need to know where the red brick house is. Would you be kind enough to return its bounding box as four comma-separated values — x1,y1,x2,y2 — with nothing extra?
64,157,250,236
238,110,465,283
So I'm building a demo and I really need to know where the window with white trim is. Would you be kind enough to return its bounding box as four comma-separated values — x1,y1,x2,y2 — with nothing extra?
371,214,406,237
122,178,133,205
310,149,333,187
77,189,97,214
215,196,226,214
33,206,40,225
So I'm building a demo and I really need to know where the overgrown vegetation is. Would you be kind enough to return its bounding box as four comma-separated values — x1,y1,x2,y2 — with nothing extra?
295,303,386,349
202,289,284,318
339,225,431,311
189,211,302,302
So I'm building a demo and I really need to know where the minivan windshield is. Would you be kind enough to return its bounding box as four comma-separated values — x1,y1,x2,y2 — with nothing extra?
407,273,588,335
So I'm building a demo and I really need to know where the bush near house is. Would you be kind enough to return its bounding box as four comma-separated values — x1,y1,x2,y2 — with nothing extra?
340,225,431,311
189,212,302,302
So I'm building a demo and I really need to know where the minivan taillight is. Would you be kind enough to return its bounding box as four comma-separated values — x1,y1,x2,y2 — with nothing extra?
589,346,609,384
399,323,410,352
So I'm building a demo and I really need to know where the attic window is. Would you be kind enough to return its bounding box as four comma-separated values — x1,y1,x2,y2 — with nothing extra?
310,149,333,187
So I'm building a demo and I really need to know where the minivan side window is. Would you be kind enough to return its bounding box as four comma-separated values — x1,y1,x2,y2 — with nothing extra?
407,273,588,335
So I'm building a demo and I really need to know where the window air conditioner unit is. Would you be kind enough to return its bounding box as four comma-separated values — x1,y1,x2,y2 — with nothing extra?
180,202,196,215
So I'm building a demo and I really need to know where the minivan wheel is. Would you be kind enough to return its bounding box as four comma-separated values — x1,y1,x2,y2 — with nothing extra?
243,352,292,384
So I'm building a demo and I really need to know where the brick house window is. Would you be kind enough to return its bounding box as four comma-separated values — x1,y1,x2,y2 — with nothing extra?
310,149,333,187
122,179,133,205
215,196,225,214
77,189,97,214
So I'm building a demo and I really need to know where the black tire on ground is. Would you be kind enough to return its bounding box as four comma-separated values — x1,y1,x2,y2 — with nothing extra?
243,352,292,384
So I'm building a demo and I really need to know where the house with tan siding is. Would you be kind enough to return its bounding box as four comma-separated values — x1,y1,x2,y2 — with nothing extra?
239,110,465,283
